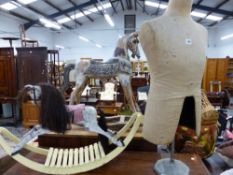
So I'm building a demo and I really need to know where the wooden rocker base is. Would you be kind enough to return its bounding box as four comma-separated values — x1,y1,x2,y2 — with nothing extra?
0,113,143,175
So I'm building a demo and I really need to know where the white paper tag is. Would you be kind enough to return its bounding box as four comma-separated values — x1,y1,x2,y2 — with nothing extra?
185,38,192,45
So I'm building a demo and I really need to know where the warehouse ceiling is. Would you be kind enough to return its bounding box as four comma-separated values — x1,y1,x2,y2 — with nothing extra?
0,0,232,31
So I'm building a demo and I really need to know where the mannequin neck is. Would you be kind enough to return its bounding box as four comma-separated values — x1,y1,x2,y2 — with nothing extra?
165,0,193,17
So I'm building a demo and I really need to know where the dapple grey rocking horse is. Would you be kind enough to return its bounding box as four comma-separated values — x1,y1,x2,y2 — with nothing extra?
69,32,141,112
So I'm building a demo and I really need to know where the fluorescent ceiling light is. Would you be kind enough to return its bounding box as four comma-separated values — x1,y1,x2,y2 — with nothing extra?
55,45,65,49
145,1,167,9
95,44,102,48
206,15,223,21
79,36,89,42
191,11,206,18
0,2,17,10
58,2,111,24
39,18,61,30
104,14,114,27
221,33,233,40
17,0,37,5
57,17,71,24
71,13,84,19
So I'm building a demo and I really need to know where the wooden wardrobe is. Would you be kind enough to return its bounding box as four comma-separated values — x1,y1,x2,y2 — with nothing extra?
16,47,48,89
202,58,229,92
0,48,17,97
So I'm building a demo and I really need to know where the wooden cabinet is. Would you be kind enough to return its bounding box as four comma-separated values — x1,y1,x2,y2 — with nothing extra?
16,47,48,89
0,48,17,97
224,58,233,92
22,101,40,127
202,58,228,92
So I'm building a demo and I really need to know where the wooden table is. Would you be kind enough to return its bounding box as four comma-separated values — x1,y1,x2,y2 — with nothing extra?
38,125,155,151
2,152,210,175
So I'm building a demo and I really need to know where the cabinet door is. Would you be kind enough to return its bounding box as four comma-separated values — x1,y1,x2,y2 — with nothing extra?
203,58,228,92
216,59,228,86
17,47,48,89
0,48,17,97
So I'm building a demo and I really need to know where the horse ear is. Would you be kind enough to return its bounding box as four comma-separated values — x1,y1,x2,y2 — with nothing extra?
132,32,139,37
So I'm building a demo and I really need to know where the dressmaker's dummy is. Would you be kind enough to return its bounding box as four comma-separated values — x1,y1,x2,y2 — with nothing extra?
140,0,207,145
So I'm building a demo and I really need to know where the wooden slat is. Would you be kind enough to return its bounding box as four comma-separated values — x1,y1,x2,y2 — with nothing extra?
84,146,89,163
50,148,58,167
74,148,79,166
45,148,54,166
98,142,106,158
62,149,68,167
79,147,84,165
93,143,100,160
56,149,63,167
89,145,95,162
68,149,73,167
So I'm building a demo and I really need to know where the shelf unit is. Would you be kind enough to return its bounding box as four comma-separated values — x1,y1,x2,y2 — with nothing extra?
224,58,233,94
47,50,64,87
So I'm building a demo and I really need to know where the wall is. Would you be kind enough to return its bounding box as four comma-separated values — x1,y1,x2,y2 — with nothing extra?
207,20,233,58
53,11,152,62
0,12,53,50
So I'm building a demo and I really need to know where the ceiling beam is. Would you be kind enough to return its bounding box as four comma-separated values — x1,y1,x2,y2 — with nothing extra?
129,0,133,10
94,3,104,15
109,0,117,14
125,0,129,9
197,0,230,23
137,0,149,15
11,0,72,30
192,0,204,11
144,0,233,17
24,0,103,29
134,0,137,11
43,0,82,26
0,10,34,22
68,0,94,22
119,0,125,11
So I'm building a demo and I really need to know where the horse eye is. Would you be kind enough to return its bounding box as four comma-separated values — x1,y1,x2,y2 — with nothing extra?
133,40,137,44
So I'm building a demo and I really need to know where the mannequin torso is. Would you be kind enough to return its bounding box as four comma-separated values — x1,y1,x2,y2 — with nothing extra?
140,0,207,144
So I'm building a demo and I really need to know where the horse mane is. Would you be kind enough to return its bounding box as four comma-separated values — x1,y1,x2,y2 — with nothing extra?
39,83,71,133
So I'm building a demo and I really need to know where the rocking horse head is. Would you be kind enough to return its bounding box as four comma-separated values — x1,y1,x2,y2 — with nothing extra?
114,32,140,60
127,32,140,59
19,83,71,133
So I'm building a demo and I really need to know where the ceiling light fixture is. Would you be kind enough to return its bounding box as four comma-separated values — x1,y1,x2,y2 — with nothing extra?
221,33,233,40
190,11,206,18
206,15,223,21
104,14,115,27
58,2,111,24
145,1,167,9
55,45,65,49
145,1,223,21
79,36,89,42
95,44,102,48
17,0,37,5
39,18,61,30
0,2,17,10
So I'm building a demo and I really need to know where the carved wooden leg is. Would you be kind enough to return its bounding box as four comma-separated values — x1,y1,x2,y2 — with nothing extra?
118,74,140,112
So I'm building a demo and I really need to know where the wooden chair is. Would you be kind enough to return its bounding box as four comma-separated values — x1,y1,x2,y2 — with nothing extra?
0,113,143,174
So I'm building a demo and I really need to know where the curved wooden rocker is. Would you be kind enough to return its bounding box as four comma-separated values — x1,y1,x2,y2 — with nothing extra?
0,113,143,175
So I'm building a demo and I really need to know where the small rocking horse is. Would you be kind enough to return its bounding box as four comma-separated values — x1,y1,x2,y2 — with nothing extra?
68,32,141,112
14,83,123,155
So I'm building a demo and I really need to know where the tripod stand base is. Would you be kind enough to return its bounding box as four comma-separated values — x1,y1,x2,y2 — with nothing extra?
154,158,189,175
